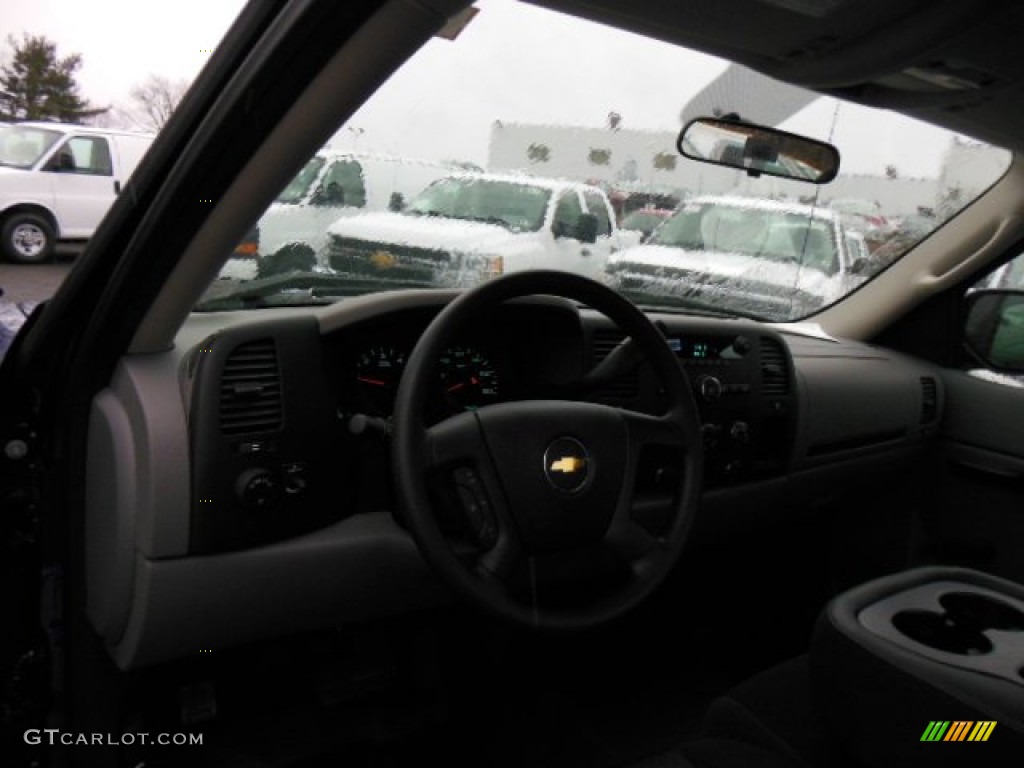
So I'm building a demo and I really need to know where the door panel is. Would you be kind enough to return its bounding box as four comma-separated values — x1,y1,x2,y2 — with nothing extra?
926,252,1024,584
49,137,116,237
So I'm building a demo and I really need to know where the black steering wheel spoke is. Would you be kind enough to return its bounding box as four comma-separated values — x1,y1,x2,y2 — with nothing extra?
424,412,516,553
604,515,662,565
619,406,692,452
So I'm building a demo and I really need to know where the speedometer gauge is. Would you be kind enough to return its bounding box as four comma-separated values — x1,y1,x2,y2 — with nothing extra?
438,346,499,410
355,345,406,414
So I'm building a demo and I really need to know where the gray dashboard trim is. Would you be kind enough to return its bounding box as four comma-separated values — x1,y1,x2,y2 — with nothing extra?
943,368,1024,460
111,355,192,558
109,512,447,670
85,392,138,645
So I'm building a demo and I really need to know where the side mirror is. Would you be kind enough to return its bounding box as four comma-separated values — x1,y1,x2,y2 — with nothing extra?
678,117,840,184
964,289,1024,372
388,192,405,212
575,213,599,244
849,256,872,276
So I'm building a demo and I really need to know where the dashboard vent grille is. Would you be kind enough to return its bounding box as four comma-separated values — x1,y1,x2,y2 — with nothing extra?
219,339,282,435
592,329,639,400
920,376,938,424
760,337,790,395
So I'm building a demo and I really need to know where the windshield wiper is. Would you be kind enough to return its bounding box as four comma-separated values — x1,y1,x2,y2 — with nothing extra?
624,292,767,321
194,271,435,311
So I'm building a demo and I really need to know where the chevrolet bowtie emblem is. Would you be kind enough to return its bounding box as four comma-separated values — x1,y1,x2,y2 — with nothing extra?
370,250,396,268
550,456,586,474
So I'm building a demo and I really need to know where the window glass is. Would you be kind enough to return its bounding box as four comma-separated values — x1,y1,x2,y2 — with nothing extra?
61,137,113,175
583,191,612,237
0,125,62,168
408,177,551,232
200,0,1011,320
318,159,366,208
552,191,583,238
277,156,326,204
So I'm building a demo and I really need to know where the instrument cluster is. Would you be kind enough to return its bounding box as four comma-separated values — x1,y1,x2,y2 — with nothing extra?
352,342,502,416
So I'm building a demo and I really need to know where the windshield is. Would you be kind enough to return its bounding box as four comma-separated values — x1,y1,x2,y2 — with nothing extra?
651,200,839,271
0,125,62,169
203,0,1011,319
407,177,551,232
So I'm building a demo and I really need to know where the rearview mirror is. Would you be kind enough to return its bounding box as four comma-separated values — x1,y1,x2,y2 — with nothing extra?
964,289,1024,372
677,118,840,184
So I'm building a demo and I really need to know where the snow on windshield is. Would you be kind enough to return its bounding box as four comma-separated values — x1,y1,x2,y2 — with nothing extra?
206,0,1011,320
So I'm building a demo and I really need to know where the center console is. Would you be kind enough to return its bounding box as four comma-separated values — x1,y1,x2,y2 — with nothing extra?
669,331,795,487
812,567,1023,767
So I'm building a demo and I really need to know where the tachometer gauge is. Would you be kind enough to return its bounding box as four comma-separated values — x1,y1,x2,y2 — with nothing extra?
439,346,499,411
355,345,407,414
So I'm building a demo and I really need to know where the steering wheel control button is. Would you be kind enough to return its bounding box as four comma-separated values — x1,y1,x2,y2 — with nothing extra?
453,467,498,548
543,437,591,494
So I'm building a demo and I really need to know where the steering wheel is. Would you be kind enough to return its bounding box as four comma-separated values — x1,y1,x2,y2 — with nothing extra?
393,271,702,629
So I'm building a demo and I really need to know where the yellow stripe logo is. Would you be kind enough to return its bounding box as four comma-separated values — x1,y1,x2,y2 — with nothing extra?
921,721,996,742
550,456,586,474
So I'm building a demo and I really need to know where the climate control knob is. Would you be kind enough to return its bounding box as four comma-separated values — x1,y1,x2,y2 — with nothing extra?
235,468,282,512
730,420,751,445
697,375,723,402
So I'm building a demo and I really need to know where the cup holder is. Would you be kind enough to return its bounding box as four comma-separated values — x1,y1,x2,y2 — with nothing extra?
891,610,993,655
938,591,1024,632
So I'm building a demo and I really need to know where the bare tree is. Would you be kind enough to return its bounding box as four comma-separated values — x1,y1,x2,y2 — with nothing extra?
128,74,188,132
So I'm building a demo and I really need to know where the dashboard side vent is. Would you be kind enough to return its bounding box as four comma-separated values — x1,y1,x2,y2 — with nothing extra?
219,339,282,435
920,376,938,424
592,329,639,400
760,337,790,395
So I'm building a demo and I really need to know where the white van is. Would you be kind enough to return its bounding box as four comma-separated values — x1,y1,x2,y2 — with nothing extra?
0,122,153,263
241,151,464,277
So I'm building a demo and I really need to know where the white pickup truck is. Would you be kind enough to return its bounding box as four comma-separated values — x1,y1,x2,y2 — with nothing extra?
322,173,636,287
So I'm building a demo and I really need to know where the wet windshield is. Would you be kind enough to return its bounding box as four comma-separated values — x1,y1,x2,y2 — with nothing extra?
407,177,551,232
276,156,326,204
0,125,62,169
202,0,1011,319
650,200,839,271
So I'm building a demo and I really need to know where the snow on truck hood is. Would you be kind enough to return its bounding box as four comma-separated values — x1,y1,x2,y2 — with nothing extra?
608,242,838,298
610,243,764,279
326,211,533,253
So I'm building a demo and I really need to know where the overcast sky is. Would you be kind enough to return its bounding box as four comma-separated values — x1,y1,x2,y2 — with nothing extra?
1,0,990,178
0,0,245,109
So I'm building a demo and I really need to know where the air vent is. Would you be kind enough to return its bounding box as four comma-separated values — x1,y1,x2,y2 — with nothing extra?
760,337,790,395
219,339,282,435
592,329,639,400
920,376,938,424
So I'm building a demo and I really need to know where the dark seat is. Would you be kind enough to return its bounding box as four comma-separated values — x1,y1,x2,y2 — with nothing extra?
629,656,857,768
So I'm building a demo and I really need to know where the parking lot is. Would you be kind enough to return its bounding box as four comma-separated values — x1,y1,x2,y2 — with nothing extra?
0,261,74,304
